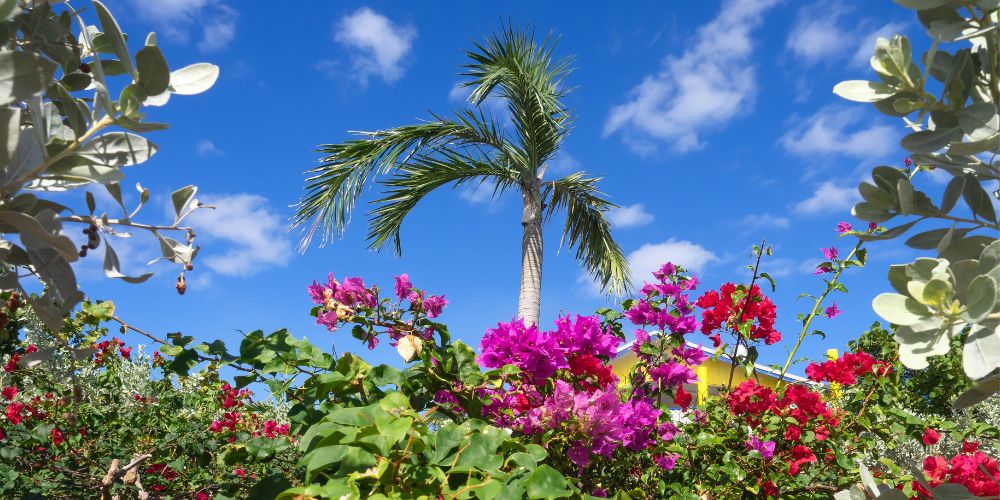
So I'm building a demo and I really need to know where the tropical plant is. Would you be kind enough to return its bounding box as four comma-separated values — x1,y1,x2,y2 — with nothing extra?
0,302,297,498
833,0,999,409
292,26,630,325
0,0,219,334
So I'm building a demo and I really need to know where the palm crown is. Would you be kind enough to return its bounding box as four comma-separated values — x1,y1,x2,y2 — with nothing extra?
293,25,630,325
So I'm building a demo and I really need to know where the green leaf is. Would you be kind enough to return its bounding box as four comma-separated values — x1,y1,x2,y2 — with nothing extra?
965,275,997,323
900,128,960,154
0,51,58,106
0,0,19,22
896,179,914,216
135,44,170,95
953,371,1000,410
170,185,197,224
921,278,950,306
961,174,997,223
852,202,895,223
872,293,930,325
525,464,572,499
82,300,115,320
92,1,136,79
0,107,20,166
78,132,158,168
947,133,1000,156
169,63,220,95
939,175,965,214
102,238,153,283
979,239,1000,272
832,80,895,102
963,321,1000,379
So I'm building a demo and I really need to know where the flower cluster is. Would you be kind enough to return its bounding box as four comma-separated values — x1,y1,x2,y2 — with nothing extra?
805,351,892,385
94,337,130,365
308,272,447,356
208,383,289,441
915,441,999,497
727,381,841,477
696,283,780,346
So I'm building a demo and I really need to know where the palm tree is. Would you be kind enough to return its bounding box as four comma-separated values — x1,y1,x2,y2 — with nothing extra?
292,26,630,326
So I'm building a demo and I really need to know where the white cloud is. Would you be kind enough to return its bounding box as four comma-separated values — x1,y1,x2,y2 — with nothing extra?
779,106,897,159
184,193,293,277
607,203,654,228
735,213,790,234
458,180,496,205
784,4,905,68
126,0,237,53
334,7,416,85
195,139,222,156
793,181,861,216
785,7,850,65
604,0,779,154
628,239,719,283
197,6,238,53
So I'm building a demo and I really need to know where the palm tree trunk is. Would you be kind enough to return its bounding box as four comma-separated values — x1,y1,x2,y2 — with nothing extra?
518,178,543,326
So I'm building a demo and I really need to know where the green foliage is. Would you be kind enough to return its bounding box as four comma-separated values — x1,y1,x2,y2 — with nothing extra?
0,1,218,332
0,305,297,498
835,0,1000,409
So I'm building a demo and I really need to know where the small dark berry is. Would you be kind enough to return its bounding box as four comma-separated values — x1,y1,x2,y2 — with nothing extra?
79,63,91,74
79,250,87,257
184,263,193,271
83,228,90,234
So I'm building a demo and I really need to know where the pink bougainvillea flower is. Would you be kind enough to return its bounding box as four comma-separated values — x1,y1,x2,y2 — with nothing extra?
903,157,912,167
821,247,838,260
824,302,843,319
393,274,413,300
423,294,448,318
813,265,833,275
653,453,680,471
923,428,941,445
836,222,853,233
867,221,878,232
567,443,590,470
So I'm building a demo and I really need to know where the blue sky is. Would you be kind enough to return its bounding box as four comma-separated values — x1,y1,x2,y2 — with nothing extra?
75,0,949,374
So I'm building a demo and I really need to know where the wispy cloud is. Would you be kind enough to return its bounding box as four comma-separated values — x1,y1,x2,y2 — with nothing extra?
785,3,905,68
735,213,790,234
603,0,780,154
184,193,293,277
793,181,861,216
607,203,654,229
779,106,897,160
126,0,238,53
329,7,416,85
448,82,510,124
195,139,222,157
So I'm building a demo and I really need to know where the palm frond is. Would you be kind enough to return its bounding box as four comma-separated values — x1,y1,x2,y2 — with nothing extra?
546,173,632,295
293,117,513,251
368,150,519,254
461,23,573,175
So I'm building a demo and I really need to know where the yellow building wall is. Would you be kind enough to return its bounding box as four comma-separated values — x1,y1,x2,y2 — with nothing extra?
611,350,786,405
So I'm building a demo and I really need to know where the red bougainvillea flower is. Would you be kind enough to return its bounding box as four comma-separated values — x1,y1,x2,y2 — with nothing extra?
805,351,884,386
5,402,24,425
673,386,692,410
696,284,781,345
50,428,64,446
962,441,980,453
194,493,210,500
3,354,20,372
788,445,817,475
922,428,942,446
234,468,246,479
761,480,778,497
1,386,15,400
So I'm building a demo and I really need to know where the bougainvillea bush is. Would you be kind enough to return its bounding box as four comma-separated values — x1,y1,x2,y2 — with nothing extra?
0,300,297,498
